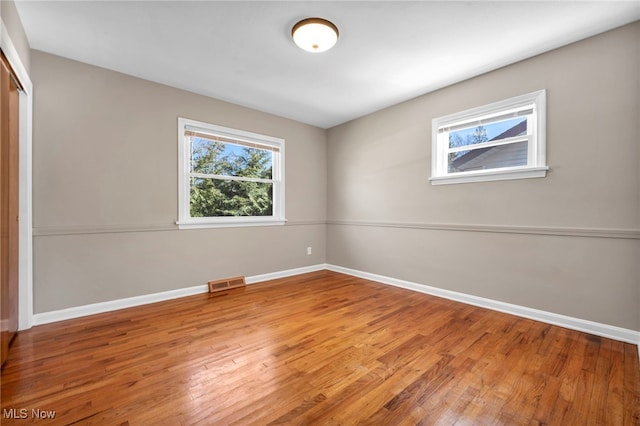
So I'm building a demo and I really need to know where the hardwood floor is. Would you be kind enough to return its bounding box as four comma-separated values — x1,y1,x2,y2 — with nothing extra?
1,271,639,425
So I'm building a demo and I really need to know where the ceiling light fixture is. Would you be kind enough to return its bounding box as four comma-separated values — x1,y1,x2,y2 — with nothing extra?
291,18,339,53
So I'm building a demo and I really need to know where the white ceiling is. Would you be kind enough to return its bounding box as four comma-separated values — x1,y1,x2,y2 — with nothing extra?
14,1,640,129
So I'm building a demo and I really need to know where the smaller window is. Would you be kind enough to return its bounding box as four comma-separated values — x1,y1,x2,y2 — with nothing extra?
177,118,285,229
430,90,547,185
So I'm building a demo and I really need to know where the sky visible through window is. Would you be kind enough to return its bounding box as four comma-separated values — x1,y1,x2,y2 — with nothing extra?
451,117,526,143
191,137,273,175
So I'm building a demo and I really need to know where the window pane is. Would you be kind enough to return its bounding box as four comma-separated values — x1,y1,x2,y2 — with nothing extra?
449,141,528,173
191,137,273,179
448,117,528,149
190,177,273,217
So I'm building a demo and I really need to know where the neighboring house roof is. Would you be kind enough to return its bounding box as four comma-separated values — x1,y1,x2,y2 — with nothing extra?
450,119,528,172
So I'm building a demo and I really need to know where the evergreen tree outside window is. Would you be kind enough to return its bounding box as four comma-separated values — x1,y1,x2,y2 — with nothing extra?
177,118,285,228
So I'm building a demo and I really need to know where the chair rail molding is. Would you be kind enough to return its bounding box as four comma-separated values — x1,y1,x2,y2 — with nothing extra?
327,219,640,239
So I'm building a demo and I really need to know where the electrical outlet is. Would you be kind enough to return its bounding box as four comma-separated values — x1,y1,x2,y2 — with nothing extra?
307,247,312,256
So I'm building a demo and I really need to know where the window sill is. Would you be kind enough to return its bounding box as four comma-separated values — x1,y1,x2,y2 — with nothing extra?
429,166,548,185
176,218,286,230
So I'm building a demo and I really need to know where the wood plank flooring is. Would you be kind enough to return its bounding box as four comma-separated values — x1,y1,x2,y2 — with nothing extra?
1,271,639,425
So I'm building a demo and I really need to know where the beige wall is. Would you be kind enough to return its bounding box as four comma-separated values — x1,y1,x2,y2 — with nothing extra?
327,22,640,330
32,51,327,313
31,22,639,332
0,0,30,73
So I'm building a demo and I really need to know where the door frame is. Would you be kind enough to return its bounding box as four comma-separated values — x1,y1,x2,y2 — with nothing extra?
1,19,33,330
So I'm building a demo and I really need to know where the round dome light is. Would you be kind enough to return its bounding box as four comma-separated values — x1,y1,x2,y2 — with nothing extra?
291,18,339,53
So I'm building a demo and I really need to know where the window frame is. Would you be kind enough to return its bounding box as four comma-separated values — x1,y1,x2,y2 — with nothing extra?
177,117,285,229
430,90,548,185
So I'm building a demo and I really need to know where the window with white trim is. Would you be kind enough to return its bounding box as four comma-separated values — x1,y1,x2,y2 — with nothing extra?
430,90,547,185
177,118,285,229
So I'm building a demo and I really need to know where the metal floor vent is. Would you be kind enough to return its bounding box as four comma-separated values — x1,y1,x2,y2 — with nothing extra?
208,276,246,293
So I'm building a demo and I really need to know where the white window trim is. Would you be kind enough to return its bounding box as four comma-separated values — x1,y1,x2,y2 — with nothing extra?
177,118,285,229
430,90,548,185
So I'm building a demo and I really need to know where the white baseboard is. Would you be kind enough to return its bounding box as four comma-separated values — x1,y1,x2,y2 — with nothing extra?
32,264,327,326
31,263,640,356
326,264,640,348
244,264,328,284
